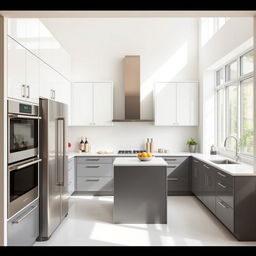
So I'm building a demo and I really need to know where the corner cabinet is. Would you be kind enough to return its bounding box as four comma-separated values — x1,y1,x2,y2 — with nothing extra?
154,82,199,126
70,82,113,126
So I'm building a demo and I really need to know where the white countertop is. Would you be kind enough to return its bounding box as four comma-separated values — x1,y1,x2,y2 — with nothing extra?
113,157,168,166
67,151,256,176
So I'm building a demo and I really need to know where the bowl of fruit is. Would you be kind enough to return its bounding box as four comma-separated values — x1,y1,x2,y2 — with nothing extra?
137,152,154,161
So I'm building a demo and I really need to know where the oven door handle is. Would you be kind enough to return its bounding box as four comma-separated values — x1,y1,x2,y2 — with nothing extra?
8,114,42,120
8,158,42,171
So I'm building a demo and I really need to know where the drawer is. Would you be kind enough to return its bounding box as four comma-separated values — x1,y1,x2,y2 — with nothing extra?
7,199,39,246
77,176,113,191
77,163,113,177
216,178,234,208
215,169,233,186
215,197,234,233
168,176,189,192
76,157,113,164
163,156,188,164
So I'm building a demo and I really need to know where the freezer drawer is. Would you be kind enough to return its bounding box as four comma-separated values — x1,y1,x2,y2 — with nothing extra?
77,176,113,191
7,199,39,246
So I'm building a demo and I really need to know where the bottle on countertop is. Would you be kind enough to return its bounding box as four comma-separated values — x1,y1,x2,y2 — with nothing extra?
80,136,85,152
146,138,150,153
150,138,153,153
210,144,217,155
84,137,89,153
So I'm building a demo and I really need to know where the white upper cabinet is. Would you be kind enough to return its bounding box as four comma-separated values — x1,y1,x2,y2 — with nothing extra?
71,83,93,126
154,82,177,125
8,18,40,56
177,83,198,126
8,37,39,104
154,82,199,126
39,21,71,80
93,82,113,126
70,82,113,126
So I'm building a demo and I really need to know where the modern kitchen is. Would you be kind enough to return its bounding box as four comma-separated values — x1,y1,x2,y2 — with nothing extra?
0,10,256,247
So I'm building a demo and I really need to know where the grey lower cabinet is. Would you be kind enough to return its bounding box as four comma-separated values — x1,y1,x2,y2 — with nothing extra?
192,157,256,241
161,156,191,195
7,199,39,246
76,157,114,195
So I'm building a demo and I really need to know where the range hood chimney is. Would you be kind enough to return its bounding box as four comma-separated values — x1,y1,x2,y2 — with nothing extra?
113,55,153,122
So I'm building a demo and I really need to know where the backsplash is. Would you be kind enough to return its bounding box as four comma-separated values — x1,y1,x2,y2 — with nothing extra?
67,122,199,153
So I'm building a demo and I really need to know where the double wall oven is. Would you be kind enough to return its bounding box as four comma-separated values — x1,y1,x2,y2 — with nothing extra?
8,100,41,218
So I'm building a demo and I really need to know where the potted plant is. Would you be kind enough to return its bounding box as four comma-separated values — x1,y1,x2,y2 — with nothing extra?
187,138,198,153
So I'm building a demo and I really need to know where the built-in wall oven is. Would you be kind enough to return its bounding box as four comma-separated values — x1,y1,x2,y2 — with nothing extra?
8,100,42,218
8,100,40,164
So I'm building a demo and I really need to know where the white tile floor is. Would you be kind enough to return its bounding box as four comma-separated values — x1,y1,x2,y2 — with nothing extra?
34,195,256,246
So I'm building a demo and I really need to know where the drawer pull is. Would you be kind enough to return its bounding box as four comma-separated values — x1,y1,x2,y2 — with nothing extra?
217,171,226,178
203,164,210,169
217,201,228,209
167,165,177,168
165,158,177,161
168,178,179,181
85,165,100,168
217,182,227,189
86,159,100,161
86,179,100,182
12,205,38,224
193,159,199,163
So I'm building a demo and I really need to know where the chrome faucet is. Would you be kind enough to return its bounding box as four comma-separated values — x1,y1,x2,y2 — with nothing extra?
224,136,239,162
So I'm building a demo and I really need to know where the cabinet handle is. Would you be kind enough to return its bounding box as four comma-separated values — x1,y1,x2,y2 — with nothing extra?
217,201,228,209
26,85,30,98
86,178,100,182
21,84,26,97
85,165,100,168
168,178,179,181
165,159,177,161
53,90,56,100
193,159,199,163
203,164,210,169
217,172,226,178
86,159,100,161
167,165,177,168
217,182,227,189
12,205,38,224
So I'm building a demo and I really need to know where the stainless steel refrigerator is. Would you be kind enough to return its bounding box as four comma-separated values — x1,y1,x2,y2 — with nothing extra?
38,99,69,241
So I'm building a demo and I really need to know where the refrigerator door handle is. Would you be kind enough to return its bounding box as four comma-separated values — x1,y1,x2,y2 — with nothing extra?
56,117,65,186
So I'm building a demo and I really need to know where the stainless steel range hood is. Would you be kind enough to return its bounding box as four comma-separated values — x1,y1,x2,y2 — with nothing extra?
113,55,153,122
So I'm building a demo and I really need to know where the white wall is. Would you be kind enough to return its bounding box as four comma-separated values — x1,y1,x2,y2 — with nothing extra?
67,123,198,153
42,18,200,152
198,18,253,154
42,18,199,120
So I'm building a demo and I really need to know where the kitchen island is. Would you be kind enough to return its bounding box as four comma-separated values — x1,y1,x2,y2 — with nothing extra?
113,157,168,224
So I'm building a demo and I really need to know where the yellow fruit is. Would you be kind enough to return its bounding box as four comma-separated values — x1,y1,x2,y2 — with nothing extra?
142,152,148,157
147,153,152,157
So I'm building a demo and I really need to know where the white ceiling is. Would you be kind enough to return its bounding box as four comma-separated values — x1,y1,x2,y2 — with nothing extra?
1,10,256,18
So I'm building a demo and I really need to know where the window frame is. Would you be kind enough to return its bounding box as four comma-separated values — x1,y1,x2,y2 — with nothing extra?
215,48,254,160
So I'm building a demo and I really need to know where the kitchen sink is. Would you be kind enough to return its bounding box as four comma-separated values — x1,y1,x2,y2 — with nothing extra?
210,159,239,164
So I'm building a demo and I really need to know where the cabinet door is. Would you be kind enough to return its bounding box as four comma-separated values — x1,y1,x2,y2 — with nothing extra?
39,61,52,100
55,75,70,105
8,19,27,48
25,50,39,104
71,83,93,125
177,82,198,126
192,158,200,196
25,19,40,56
154,82,177,125
7,37,26,101
93,82,113,126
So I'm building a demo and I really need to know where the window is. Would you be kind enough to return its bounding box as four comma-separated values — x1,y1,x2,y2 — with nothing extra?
216,49,254,157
